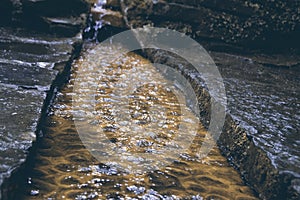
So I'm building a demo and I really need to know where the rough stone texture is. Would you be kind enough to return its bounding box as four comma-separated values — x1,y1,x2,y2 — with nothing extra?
213,52,300,199
0,85,45,192
83,0,127,42
0,27,83,199
0,0,88,198
91,7,125,27
142,49,300,200
120,0,300,53
88,1,300,199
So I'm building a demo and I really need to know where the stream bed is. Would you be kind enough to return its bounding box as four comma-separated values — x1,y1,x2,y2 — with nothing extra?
17,43,258,199
1,0,299,199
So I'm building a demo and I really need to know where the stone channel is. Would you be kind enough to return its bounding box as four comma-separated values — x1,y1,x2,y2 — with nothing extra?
0,0,299,199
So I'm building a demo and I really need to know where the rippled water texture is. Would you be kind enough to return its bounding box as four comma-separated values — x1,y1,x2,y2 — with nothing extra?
21,44,257,199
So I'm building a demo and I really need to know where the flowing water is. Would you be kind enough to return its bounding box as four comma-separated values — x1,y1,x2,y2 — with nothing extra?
17,43,258,199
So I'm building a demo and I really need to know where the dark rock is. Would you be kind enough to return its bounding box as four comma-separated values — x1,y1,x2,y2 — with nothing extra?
21,0,88,17
0,62,57,89
1,0,89,37
0,84,45,191
83,6,127,42
91,7,125,27
0,21,83,200
0,0,88,195
213,52,300,199
0,0,13,25
105,0,121,10
141,48,300,199
121,0,300,53
42,16,87,36
0,0,85,198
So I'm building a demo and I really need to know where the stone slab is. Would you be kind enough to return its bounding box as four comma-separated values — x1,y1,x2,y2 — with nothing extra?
0,84,45,189
0,0,87,198
0,26,82,199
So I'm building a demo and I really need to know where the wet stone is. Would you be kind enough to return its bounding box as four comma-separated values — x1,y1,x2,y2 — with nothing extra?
0,0,88,198
121,0,300,52
0,27,82,199
0,62,58,90
142,47,300,199
0,84,45,187
21,0,88,17
14,43,258,200
99,1,299,198
212,52,300,197
0,0,13,25
0,28,76,64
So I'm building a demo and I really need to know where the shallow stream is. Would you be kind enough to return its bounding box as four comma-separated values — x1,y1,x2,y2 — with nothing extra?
18,43,258,199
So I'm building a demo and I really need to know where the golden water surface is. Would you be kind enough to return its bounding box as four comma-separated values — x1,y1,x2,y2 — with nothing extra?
22,43,258,199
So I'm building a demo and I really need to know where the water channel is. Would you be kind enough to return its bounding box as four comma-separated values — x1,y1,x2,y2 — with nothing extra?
15,40,258,199
6,0,286,199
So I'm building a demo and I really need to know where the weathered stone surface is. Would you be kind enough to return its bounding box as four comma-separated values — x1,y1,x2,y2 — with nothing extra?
213,53,300,199
0,28,74,63
0,1,87,197
106,0,121,10
91,7,125,27
0,62,57,89
141,48,300,199
83,5,127,42
0,84,45,192
42,16,87,36
121,0,300,53
0,26,83,199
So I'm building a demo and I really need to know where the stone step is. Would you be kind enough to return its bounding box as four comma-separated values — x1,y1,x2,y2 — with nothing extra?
0,62,58,90
42,16,87,36
0,84,46,196
0,27,79,64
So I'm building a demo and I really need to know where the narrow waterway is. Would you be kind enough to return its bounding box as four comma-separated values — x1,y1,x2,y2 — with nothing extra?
17,43,258,199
